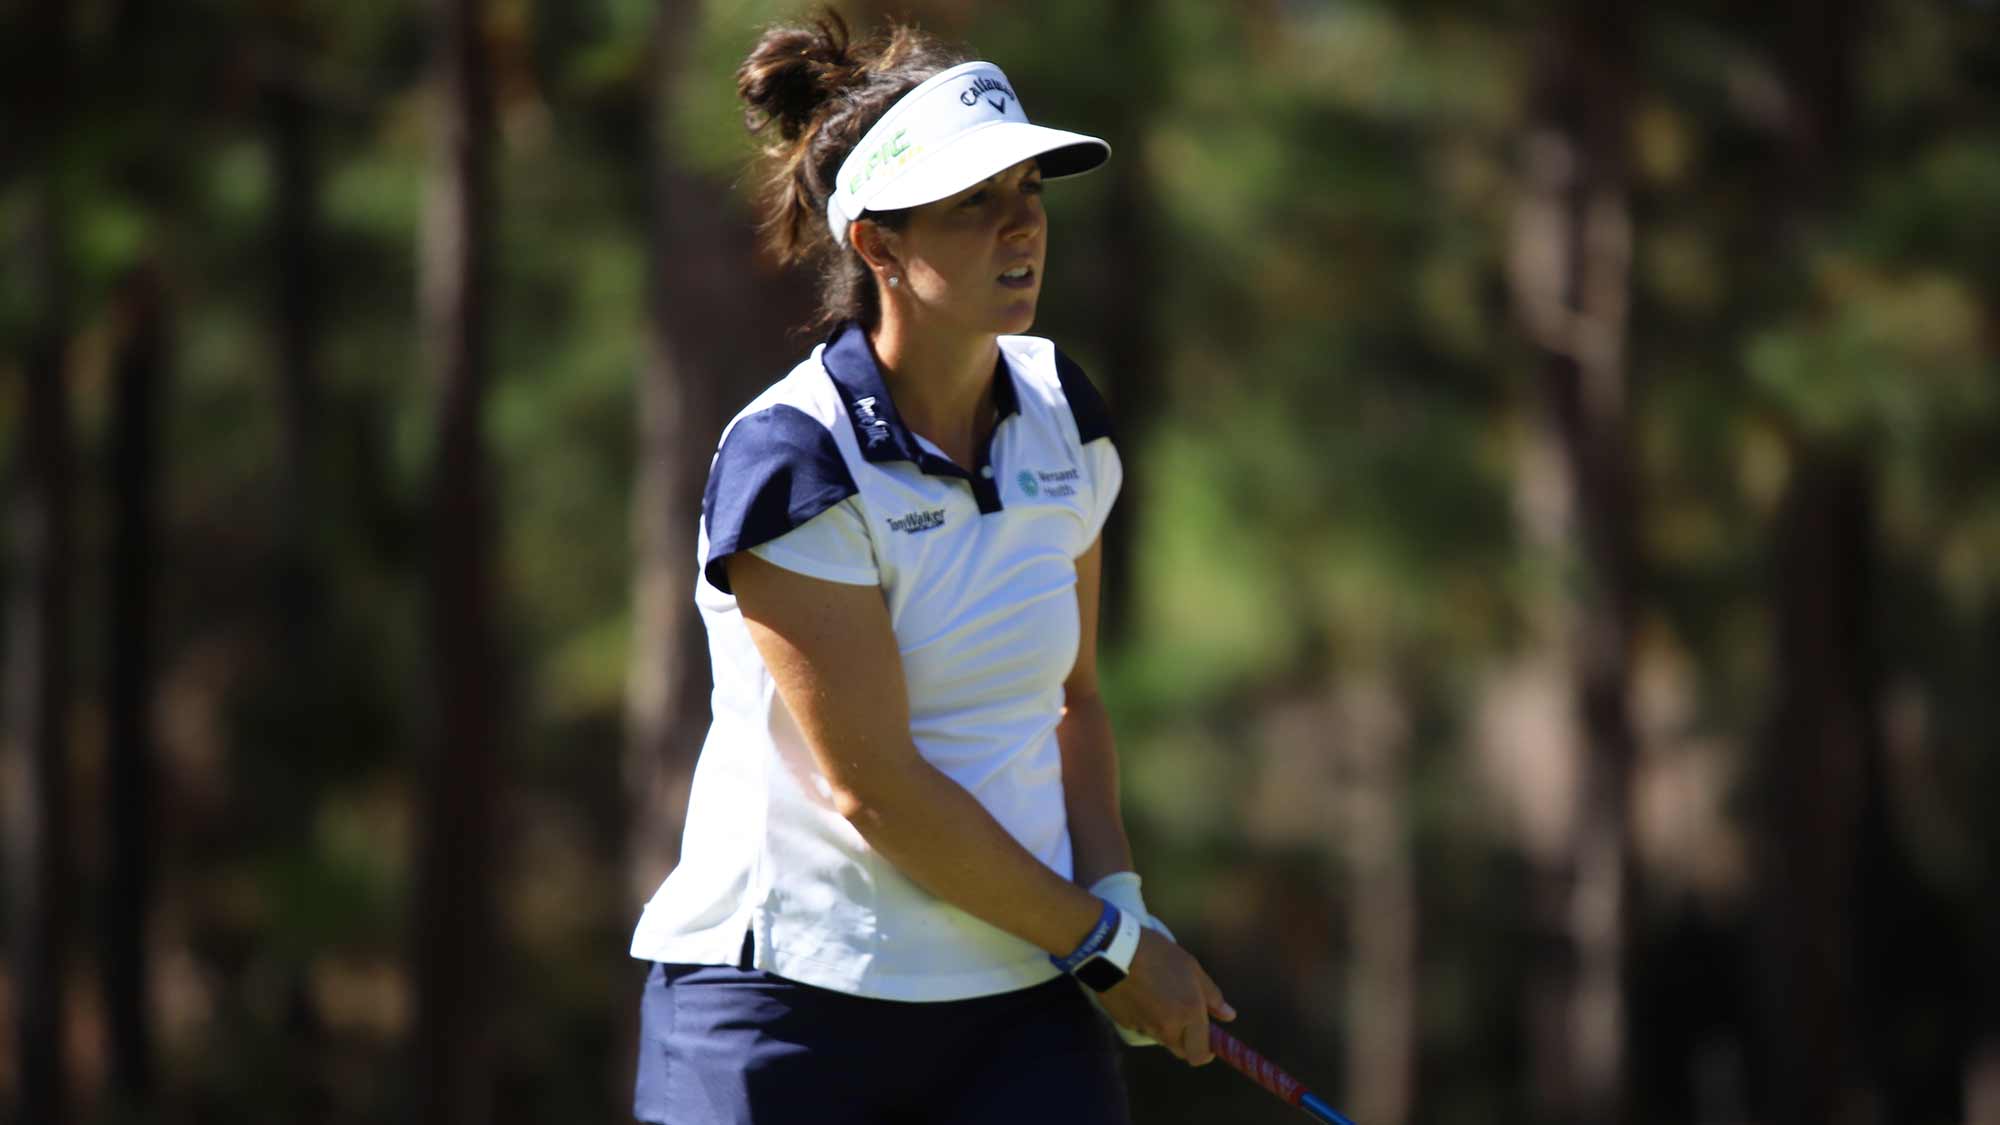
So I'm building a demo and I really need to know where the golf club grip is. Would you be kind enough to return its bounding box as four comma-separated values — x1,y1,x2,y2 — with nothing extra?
1208,1026,1357,1125
1209,1026,1307,1104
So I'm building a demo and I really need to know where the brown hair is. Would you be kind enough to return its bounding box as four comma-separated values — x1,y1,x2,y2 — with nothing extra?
736,9,966,332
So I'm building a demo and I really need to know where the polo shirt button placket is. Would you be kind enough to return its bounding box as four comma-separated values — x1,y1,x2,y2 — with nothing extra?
970,462,1004,514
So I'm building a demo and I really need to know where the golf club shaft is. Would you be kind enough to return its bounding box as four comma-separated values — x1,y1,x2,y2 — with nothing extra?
1209,1026,1357,1125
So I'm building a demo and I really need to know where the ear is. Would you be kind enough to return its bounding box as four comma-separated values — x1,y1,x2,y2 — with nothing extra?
850,219,902,281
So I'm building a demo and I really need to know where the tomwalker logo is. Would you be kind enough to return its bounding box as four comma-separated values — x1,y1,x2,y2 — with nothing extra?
887,508,947,534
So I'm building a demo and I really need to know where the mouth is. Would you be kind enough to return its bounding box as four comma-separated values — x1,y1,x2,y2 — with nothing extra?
997,263,1037,289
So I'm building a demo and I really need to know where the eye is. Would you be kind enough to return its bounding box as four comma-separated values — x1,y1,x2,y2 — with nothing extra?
960,188,990,208
1022,179,1044,196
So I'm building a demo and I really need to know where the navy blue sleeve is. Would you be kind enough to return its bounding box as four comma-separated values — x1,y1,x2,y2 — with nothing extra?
1052,347,1115,445
701,405,860,594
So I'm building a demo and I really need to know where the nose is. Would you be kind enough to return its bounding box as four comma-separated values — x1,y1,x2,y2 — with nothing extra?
1001,188,1042,242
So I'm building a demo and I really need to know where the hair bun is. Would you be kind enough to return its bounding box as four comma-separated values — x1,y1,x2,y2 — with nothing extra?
737,11,867,143
733,8,964,325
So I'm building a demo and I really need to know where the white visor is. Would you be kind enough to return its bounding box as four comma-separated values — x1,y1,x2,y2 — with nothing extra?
827,61,1109,247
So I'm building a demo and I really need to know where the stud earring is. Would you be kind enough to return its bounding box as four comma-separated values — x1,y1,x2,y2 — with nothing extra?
887,275,900,288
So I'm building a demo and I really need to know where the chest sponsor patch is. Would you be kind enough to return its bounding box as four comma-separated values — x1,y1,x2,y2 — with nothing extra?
887,508,947,534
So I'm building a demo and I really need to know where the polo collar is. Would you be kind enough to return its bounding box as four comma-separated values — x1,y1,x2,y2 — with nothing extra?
819,321,1021,471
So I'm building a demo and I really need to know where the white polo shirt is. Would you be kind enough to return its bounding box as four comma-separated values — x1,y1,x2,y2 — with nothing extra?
629,321,1122,1002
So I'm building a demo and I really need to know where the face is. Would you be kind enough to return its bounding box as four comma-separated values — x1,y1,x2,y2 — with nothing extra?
870,159,1047,337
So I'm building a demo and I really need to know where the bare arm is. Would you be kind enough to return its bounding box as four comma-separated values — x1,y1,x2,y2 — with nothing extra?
1059,534,1136,887
729,546,1231,1063
730,549,1104,961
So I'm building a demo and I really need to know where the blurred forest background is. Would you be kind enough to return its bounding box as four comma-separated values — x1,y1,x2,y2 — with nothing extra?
3,0,1998,1122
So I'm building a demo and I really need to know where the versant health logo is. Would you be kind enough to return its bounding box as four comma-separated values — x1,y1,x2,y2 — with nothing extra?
1020,468,1079,498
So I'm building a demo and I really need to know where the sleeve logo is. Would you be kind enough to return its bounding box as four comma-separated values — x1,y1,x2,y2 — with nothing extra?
1021,467,1078,498
853,395,893,449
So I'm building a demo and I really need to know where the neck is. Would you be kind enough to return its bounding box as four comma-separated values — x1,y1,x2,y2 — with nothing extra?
867,304,1000,466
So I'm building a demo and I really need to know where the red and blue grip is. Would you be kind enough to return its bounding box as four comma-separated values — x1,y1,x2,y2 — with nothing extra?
1209,1026,1358,1125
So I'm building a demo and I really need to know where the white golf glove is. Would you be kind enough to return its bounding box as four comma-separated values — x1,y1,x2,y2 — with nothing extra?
1083,871,1176,1047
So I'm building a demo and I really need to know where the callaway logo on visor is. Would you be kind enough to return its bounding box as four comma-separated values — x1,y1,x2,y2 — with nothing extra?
961,76,1014,112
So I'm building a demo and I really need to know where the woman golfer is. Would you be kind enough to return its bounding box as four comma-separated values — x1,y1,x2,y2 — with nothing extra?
630,13,1234,1122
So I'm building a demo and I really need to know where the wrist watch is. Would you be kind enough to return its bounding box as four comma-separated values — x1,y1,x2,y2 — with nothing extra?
1053,898,1145,993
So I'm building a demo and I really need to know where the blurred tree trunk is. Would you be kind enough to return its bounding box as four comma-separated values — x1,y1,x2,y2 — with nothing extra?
5,1,75,1121
1335,673,1416,1125
267,18,329,687
103,263,167,1110
264,19,338,1113
1507,6,1641,1124
413,0,499,1119
1751,3,1877,1123
1093,0,1157,642
625,0,712,903
1976,596,2000,1125
99,0,178,1108
1758,456,1875,1125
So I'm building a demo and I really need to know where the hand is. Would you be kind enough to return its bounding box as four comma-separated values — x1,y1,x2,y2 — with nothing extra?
1093,928,1237,1066
1082,872,1176,1047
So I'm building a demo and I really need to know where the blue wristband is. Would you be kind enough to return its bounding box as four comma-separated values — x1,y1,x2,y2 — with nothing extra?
1050,898,1120,975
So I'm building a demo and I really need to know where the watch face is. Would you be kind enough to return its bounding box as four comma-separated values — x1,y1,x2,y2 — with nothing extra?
1075,956,1128,993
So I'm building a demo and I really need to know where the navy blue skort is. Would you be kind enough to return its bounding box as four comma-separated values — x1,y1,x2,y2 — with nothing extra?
633,942,1130,1124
